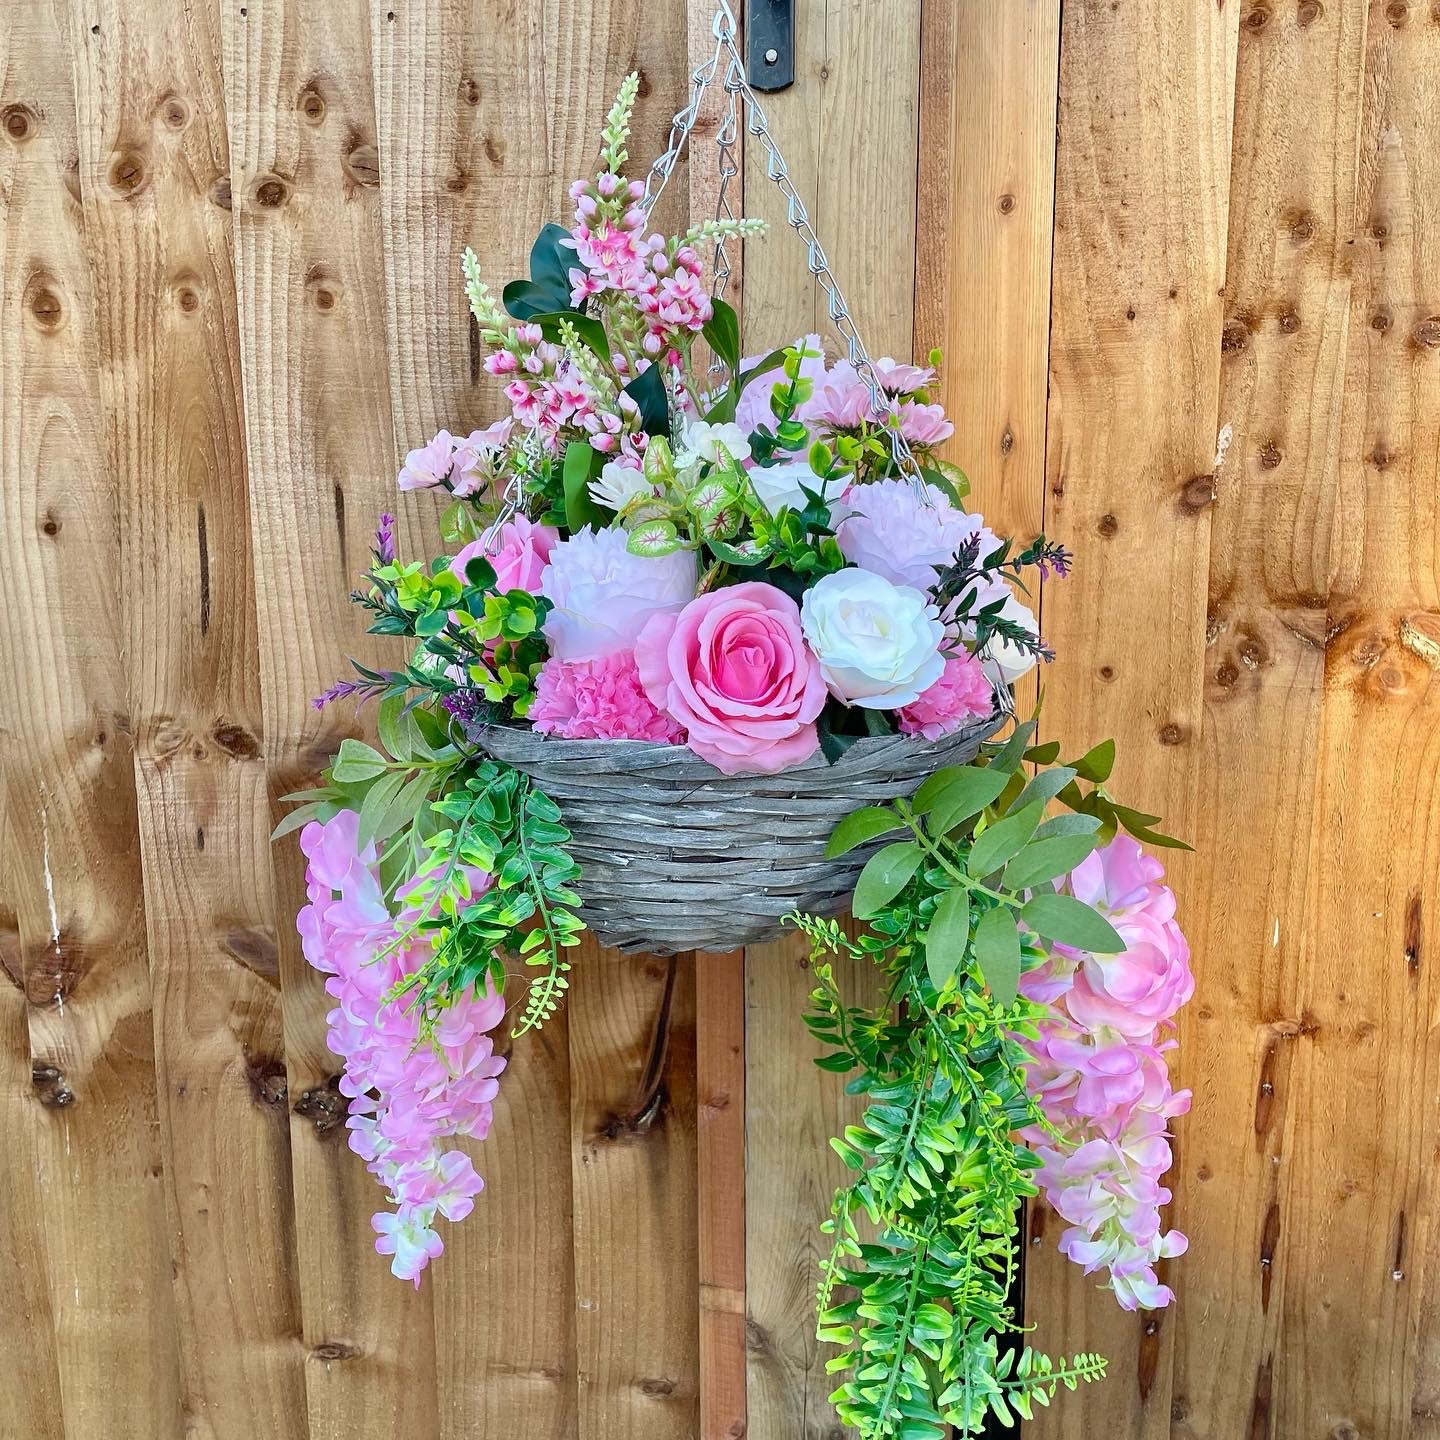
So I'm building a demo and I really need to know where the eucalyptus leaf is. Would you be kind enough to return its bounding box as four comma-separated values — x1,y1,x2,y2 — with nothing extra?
853,841,925,919
1032,812,1103,842
967,801,1045,878
988,720,1037,775
924,886,971,992
827,805,905,859
973,907,1021,1006
1019,893,1126,953
1012,765,1077,814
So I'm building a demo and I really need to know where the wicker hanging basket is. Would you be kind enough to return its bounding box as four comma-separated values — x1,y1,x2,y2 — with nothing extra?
472,715,1005,953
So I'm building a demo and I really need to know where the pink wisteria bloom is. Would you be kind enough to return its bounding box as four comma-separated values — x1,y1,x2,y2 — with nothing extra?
1015,836,1193,1312
298,810,508,1286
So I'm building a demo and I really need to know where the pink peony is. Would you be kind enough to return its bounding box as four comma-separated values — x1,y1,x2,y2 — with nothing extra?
530,652,684,742
540,526,697,661
634,581,827,775
398,430,456,491
451,514,557,594
836,477,997,592
895,650,995,740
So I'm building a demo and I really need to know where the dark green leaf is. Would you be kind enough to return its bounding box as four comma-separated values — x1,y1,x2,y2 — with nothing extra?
531,309,609,358
967,801,1044,878
974,907,1021,1006
1019,893,1126,952
914,765,1009,831
562,440,608,533
1024,740,1062,765
703,297,741,373
826,805,905,858
622,364,670,437
925,886,971,992
853,841,924,919
1003,833,1100,891
1072,737,1117,783
988,720,1037,775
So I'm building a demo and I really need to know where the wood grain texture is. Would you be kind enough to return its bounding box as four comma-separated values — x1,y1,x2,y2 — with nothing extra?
2,4,186,1437
1286,6,1440,1434
1025,1,1240,1435
64,0,308,1435
1169,5,1366,1437
220,3,444,1437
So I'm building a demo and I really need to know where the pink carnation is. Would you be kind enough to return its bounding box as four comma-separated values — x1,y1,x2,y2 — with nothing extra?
530,652,684,743
895,650,995,740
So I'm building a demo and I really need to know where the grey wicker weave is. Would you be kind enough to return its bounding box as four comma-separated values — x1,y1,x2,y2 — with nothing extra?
471,715,1005,953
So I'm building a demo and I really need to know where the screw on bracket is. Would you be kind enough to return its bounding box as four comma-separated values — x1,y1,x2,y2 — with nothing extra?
746,0,794,92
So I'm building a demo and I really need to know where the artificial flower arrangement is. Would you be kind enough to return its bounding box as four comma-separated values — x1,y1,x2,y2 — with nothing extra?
280,76,1195,1439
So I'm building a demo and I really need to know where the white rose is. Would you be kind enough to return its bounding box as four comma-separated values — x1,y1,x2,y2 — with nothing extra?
677,419,752,468
589,460,658,513
800,569,946,709
969,591,1042,685
747,459,840,517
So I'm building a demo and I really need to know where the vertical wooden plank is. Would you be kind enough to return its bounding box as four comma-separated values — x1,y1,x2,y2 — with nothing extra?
696,952,747,1440
1027,1,1240,1436
219,3,443,1437
62,0,309,1434
741,4,922,1436
914,0,1060,547
1168,4,1367,1437
1,3,186,1436
1287,6,1440,1435
0,8,127,1437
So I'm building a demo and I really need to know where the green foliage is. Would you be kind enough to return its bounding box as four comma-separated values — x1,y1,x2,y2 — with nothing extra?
784,722,1188,1437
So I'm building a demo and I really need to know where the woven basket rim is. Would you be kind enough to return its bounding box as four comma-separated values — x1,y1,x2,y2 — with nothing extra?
475,714,1003,782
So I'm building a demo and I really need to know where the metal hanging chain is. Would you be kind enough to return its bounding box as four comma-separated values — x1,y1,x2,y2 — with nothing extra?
642,0,930,499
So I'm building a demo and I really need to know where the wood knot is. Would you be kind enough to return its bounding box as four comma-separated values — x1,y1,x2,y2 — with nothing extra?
1098,664,1116,682
482,134,504,166
462,78,480,106
444,166,469,194
1372,308,1393,333
26,938,82,1008
1179,474,1215,513
298,85,326,123
41,510,61,538
107,149,148,199
221,926,280,981
32,1063,75,1108
1278,310,1301,335
245,1053,288,1111
638,1377,676,1397
1385,0,1410,24
156,93,191,132
295,1075,347,1135
1296,0,1323,23
209,175,233,210
27,279,63,331
1288,212,1316,244
1097,512,1119,537
1158,723,1187,746
1370,220,1390,241
1410,317,1440,350
1221,320,1250,354
1370,443,1393,470
310,1341,362,1363
1257,440,1282,469
252,173,291,209
1401,612,1440,669
1244,4,1272,29
1215,660,1239,688
999,425,1014,456
997,192,1016,215
343,144,380,188
306,269,340,311
212,723,261,759
3,103,37,142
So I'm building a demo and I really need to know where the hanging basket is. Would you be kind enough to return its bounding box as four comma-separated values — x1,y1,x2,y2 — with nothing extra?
471,714,1005,953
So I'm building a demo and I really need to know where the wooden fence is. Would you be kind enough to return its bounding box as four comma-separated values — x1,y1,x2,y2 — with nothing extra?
2,1,1437,1436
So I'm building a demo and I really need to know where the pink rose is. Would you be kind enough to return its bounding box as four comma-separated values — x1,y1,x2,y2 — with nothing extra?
634,581,827,775
451,514,557,594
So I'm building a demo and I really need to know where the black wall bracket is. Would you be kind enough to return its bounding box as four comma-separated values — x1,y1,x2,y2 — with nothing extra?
746,0,795,92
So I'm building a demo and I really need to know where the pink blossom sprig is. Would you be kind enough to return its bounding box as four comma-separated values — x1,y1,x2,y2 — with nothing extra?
1017,836,1194,1311
297,809,507,1285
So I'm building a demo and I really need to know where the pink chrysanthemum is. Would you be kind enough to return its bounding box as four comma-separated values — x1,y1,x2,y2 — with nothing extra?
895,650,995,740
530,652,685,742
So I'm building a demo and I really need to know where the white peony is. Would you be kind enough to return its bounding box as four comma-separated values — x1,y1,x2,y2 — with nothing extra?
836,477,994,591
800,568,947,709
589,460,658,513
540,527,697,661
969,591,1042,685
747,459,841,518
677,419,752,468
